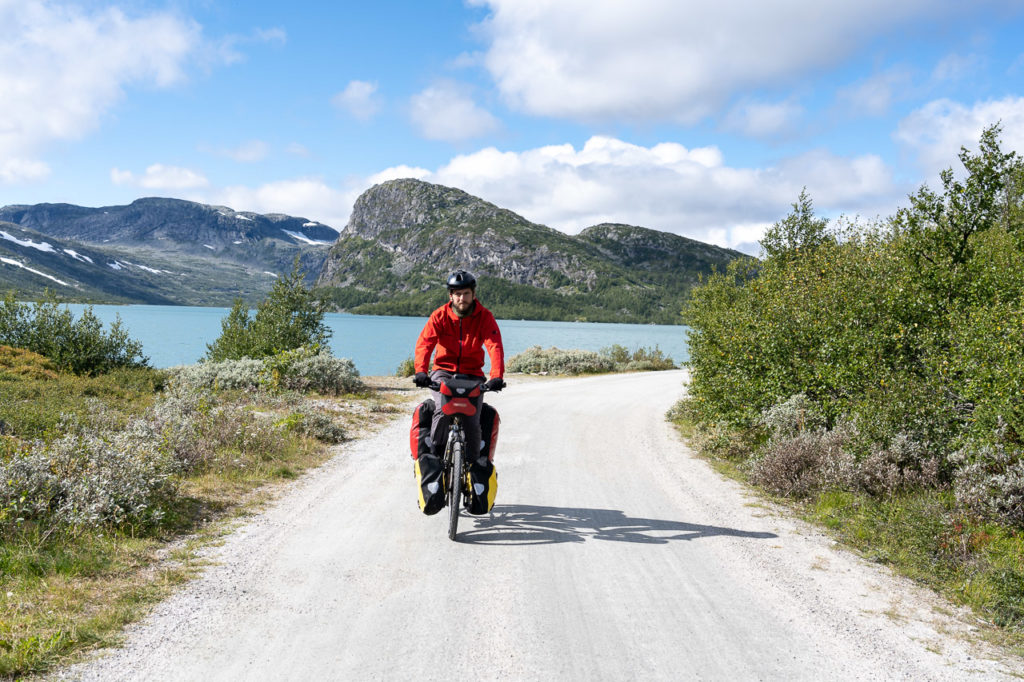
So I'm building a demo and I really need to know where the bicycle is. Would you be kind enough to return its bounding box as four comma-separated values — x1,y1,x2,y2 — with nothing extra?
426,375,501,541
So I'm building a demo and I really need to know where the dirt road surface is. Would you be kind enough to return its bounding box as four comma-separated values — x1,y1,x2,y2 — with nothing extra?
59,370,1023,680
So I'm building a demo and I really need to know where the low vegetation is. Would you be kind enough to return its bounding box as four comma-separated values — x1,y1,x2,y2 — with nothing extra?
172,346,362,395
394,344,676,377
0,292,148,374
507,344,676,375
676,125,1024,635
0,276,383,677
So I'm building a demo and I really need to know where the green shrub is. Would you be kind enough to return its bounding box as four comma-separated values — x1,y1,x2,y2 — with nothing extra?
506,346,615,375
685,125,1024,491
170,349,362,396
507,344,677,375
761,393,825,440
276,411,346,444
598,344,676,371
952,423,1024,526
168,358,267,391
1,425,178,531
395,356,415,377
206,260,331,362
276,351,362,395
0,292,148,375
601,344,631,365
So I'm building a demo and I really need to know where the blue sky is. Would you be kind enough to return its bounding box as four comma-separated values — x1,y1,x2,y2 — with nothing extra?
3,0,1024,254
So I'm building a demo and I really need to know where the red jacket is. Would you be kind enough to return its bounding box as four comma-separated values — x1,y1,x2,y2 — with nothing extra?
415,301,505,379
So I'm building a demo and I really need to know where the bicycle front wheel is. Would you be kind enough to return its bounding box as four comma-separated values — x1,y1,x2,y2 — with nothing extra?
447,436,463,541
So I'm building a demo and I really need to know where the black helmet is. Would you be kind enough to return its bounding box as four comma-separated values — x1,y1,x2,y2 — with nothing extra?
446,270,477,291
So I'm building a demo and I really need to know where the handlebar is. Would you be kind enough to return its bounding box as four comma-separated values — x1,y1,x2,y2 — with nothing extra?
417,379,505,393
425,382,499,393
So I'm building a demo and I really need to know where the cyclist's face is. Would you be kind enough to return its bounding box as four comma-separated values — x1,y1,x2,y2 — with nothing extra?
449,287,475,314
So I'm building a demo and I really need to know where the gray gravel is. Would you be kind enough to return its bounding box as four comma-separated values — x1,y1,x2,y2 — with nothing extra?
57,370,1024,681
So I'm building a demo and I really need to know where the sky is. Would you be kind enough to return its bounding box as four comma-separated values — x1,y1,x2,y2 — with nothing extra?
3,1,1024,255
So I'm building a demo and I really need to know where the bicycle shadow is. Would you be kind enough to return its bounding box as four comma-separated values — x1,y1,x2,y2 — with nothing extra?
458,504,778,546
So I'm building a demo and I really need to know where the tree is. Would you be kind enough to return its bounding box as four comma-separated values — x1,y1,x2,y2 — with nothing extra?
894,124,1019,264
205,260,331,362
892,124,1023,312
760,188,831,262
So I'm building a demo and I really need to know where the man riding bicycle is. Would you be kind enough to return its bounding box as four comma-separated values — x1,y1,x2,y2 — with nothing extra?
411,270,505,514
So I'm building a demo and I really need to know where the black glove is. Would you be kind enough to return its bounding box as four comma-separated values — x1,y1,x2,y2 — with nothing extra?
413,372,431,388
485,377,506,392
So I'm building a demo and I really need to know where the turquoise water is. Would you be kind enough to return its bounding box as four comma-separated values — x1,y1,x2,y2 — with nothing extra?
64,304,691,376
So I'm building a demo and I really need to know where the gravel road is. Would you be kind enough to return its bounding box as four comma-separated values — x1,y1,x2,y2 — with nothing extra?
59,370,1023,681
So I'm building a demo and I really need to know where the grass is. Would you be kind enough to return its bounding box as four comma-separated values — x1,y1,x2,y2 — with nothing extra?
0,531,198,677
0,361,409,678
667,408,1024,651
0,347,164,441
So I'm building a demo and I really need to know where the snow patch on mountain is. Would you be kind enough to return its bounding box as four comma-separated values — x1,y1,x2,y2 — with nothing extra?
1,230,56,253
64,249,94,264
1,257,70,286
282,229,332,245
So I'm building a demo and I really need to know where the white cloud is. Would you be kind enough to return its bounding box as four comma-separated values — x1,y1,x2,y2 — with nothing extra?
111,164,209,189
222,140,269,163
172,137,907,251
212,26,287,65
332,80,381,121
723,99,804,138
0,1,199,181
894,97,1024,178
367,136,904,249
0,158,51,183
206,179,352,231
367,165,432,185
409,81,500,141
836,68,915,117
931,53,982,82
286,143,312,158
469,0,988,123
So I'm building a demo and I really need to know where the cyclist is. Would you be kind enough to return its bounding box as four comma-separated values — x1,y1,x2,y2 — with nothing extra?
412,270,505,512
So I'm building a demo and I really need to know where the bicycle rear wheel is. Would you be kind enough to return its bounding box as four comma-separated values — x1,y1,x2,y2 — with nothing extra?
447,433,463,541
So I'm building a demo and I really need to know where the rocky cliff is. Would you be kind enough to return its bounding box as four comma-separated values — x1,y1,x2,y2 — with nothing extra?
318,179,607,291
316,179,744,324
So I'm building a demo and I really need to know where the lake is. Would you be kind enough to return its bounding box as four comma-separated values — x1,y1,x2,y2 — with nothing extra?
64,304,691,376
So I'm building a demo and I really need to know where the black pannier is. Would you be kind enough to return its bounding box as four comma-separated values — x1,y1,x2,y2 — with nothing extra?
410,398,444,515
465,403,500,515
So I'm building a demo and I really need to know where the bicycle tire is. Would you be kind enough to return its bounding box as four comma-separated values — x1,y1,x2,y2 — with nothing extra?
447,429,463,541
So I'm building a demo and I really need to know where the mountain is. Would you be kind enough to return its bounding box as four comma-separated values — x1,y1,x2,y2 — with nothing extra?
316,179,744,324
2,185,747,323
0,197,338,248
0,198,337,305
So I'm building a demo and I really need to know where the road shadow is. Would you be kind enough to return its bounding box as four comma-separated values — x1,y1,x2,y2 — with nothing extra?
458,504,778,546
